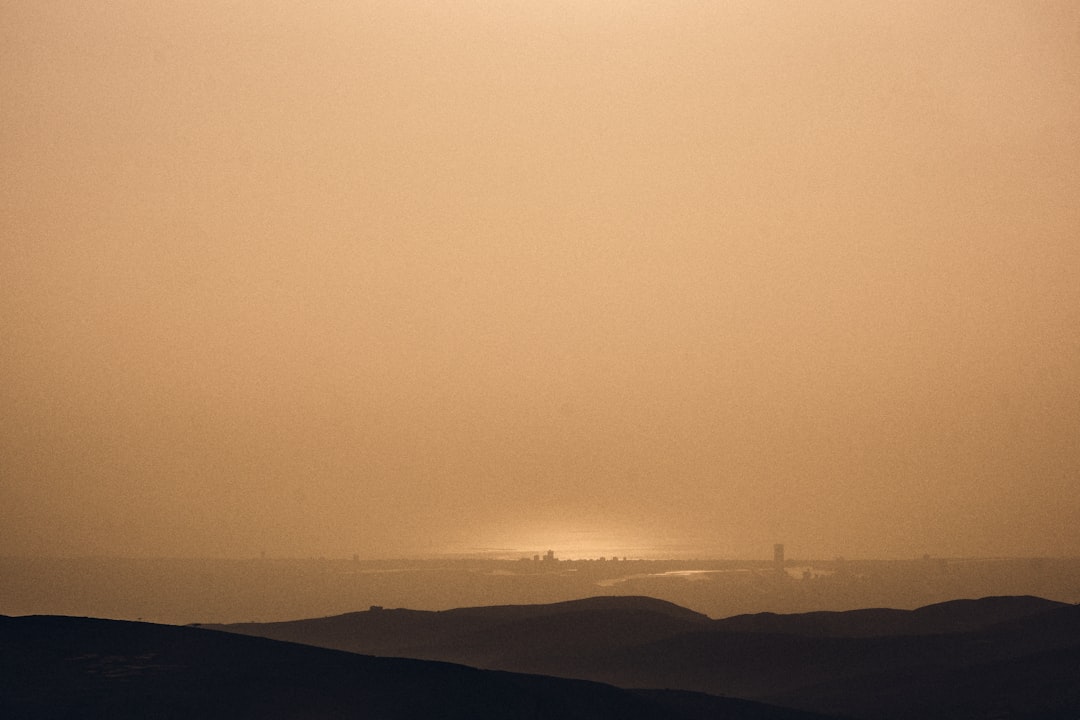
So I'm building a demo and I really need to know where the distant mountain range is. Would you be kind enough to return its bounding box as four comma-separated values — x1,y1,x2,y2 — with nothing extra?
0,612,837,720
207,595,1080,720
4,596,1077,718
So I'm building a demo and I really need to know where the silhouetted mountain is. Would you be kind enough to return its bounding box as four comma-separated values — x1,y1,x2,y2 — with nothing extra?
210,595,1080,720
710,595,1067,637
557,600,1080,718
0,613,838,720
206,595,711,664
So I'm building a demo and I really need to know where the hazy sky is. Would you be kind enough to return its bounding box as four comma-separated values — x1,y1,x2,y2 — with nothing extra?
2,1,1078,560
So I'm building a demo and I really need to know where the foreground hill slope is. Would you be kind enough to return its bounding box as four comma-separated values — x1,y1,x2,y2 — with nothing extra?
211,595,1080,720
0,614,836,720
575,602,1080,719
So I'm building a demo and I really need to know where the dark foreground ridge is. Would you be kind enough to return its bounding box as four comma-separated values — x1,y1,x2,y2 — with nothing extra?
0,613,836,720
210,594,1080,720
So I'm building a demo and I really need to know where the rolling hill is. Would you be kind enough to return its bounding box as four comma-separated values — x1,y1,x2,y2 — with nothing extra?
209,595,1080,720
0,613,837,720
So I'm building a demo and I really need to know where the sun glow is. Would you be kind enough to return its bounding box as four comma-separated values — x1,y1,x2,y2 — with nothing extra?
450,519,661,560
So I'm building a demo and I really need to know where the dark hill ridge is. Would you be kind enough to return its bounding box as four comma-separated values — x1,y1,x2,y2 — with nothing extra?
711,595,1067,637
0,614,838,720
209,595,1080,720
207,594,1068,661
205,595,711,660
552,603,1080,701
502,602,1080,719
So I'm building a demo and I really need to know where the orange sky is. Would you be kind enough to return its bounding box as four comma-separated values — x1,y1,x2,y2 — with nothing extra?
2,1,1078,560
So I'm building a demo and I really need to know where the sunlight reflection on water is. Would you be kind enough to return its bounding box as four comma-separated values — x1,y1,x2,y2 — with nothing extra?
597,568,752,587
